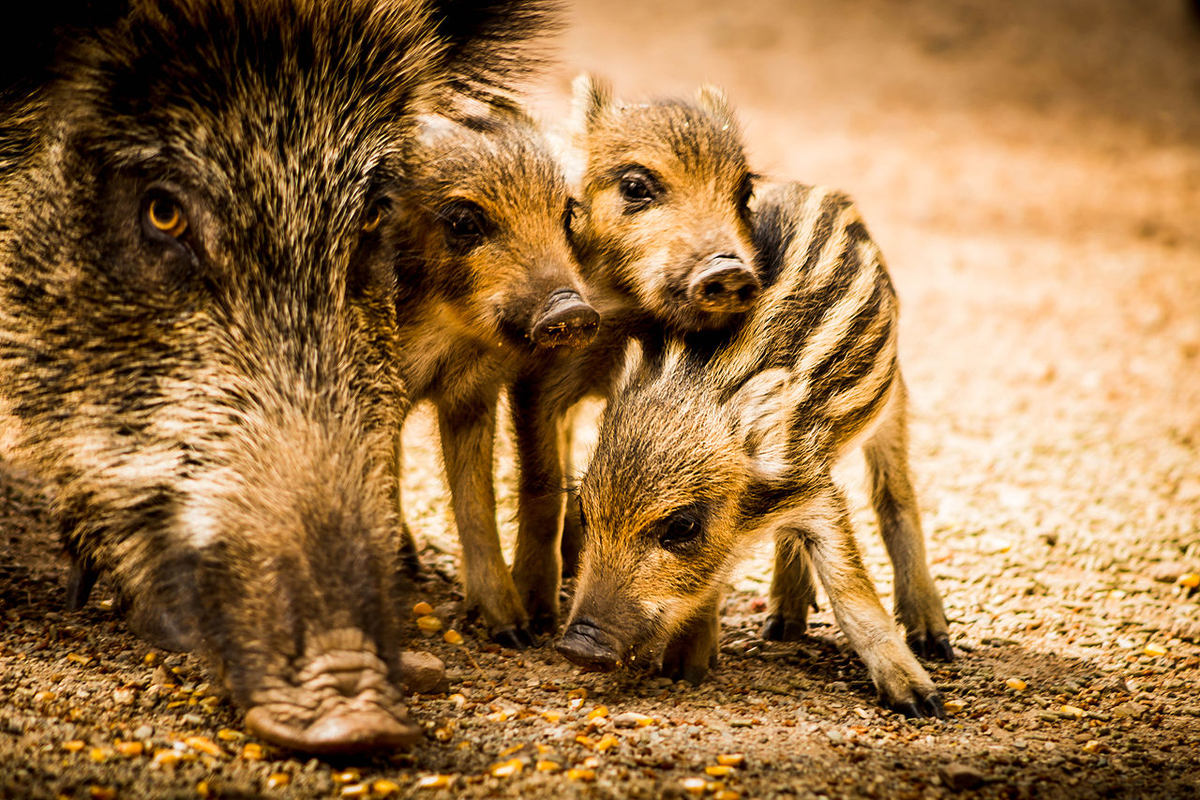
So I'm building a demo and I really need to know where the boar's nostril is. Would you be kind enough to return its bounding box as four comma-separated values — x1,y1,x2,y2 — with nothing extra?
530,288,600,349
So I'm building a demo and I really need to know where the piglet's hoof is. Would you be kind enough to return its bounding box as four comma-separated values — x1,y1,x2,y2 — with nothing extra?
492,625,537,650
760,614,808,642
907,631,955,662
890,691,946,720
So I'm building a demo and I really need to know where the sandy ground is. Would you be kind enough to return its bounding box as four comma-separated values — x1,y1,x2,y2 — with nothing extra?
3,1,1200,798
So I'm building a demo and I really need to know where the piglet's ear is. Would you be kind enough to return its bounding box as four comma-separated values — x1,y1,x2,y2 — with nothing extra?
571,72,614,136
695,84,735,125
727,369,794,482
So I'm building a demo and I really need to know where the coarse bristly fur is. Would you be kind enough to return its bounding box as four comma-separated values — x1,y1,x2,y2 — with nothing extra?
0,0,558,754
561,173,953,718
386,111,596,647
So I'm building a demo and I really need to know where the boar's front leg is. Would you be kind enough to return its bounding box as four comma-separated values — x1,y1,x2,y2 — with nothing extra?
797,479,944,719
660,592,722,685
863,379,953,661
509,375,567,634
761,536,819,642
437,397,533,648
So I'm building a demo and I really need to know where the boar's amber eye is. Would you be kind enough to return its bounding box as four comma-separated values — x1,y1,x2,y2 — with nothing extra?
736,173,755,214
145,197,187,238
361,199,390,233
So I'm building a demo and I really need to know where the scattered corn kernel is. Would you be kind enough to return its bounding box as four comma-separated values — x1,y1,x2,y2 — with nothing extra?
716,754,744,767
595,734,620,752
372,779,401,796
114,741,144,758
184,736,223,757
1083,740,1103,753
333,770,361,784
240,743,265,761
143,652,159,665
490,758,523,778
413,601,434,616
1005,679,1027,691
443,630,464,645
706,783,727,794
1179,573,1200,589
499,744,524,758
196,780,211,798
67,652,93,665
486,710,509,722
34,691,57,703
416,774,452,789
535,760,561,773
340,783,369,797
216,729,243,742
1060,705,1085,719
449,693,467,707
575,735,596,748
88,748,110,763
152,749,181,768
567,769,595,782
568,697,584,710
88,787,116,800
682,777,707,795
715,791,742,800
1144,642,1168,657
541,710,562,723
416,615,443,632
434,726,453,743
587,705,609,721
266,773,290,789
706,765,733,777
63,740,86,753
943,700,967,714
582,757,601,769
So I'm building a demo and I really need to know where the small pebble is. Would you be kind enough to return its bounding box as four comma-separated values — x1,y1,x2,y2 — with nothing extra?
612,712,654,728
940,762,985,791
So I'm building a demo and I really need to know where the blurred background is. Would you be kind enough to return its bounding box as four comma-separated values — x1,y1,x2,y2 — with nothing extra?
408,0,1200,631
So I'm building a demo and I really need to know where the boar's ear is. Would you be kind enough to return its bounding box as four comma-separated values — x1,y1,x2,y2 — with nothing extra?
0,0,129,102
728,369,794,482
695,84,735,126
429,0,562,107
570,72,614,135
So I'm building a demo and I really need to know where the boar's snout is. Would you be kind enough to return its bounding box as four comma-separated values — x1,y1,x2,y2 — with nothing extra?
530,288,600,349
556,618,623,671
243,631,422,755
688,256,760,313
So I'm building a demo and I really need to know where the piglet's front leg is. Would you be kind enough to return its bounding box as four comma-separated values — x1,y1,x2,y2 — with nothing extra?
438,398,533,649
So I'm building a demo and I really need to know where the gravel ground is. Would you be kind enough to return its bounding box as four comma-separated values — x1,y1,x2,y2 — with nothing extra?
3,1,1200,798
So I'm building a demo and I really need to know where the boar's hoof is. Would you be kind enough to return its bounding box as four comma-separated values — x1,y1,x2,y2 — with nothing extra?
907,631,956,663
688,258,760,314
556,620,621,671
492,625,537,650
889,691,946,721
65,560,99,612
760,614,808,642
530,289,600,349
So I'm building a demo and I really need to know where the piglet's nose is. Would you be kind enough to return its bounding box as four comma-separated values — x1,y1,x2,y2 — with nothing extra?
530,288,600,349
556,619,622,671
688,256,760,313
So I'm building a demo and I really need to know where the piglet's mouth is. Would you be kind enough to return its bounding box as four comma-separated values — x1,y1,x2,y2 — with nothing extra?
243,632,421,755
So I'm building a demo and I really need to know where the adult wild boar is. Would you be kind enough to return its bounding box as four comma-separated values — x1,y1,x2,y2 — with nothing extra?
0,0,555,754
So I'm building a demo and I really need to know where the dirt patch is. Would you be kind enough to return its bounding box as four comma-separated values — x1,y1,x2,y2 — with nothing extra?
4,1,1200,798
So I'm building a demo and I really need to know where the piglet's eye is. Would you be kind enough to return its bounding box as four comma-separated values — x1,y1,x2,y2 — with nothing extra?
361,199,390,233
656,507,704,551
